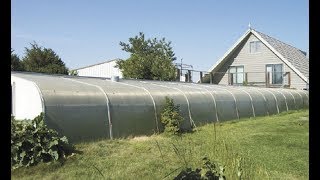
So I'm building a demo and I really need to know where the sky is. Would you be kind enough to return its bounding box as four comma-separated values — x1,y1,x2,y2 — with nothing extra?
11,0,309,74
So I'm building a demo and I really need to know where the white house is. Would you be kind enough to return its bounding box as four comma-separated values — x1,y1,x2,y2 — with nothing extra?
207,28,309,90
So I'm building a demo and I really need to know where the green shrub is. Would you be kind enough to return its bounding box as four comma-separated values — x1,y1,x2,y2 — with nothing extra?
160,97,184,135
242,80,248,86
11,113,74,169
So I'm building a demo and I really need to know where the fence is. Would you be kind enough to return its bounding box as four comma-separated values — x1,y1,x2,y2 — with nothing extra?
176,69,291,88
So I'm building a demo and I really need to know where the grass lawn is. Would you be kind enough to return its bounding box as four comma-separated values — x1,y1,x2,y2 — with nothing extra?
11,109,309,179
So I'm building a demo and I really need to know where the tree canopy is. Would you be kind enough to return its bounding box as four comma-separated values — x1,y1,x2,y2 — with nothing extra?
22,43,69,75
11,49,25,71
116,32,177,81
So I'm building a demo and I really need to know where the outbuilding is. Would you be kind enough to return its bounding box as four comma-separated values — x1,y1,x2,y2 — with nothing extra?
72,58,123,78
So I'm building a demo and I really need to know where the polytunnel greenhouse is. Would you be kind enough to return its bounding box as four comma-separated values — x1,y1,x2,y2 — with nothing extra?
11,71,309,142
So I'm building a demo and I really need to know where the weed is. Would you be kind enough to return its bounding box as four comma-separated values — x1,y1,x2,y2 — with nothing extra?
161,97,184,135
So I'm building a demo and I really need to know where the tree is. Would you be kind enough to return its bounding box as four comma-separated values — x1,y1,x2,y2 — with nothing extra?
11,49,25,71
22,42,69,74
69,69,78,76
160,97,183,135
116,32,177,81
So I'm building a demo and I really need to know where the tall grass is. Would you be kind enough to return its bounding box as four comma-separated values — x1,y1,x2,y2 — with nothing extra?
11,109,309,179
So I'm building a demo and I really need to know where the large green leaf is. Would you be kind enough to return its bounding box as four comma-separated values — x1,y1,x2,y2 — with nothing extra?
11,113,74,169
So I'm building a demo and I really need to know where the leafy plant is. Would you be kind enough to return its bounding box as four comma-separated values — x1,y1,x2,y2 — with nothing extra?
11,113,74,169
202,157,226,180
174,167,202,180
174,157,226,180
160,97,184,135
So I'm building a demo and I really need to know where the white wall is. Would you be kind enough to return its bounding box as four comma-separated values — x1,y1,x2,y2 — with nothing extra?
77,60,123,78
11,76,43,120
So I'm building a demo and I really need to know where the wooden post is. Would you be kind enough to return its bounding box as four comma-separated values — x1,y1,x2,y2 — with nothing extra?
200,72,203,83
288,72,291,88
210,72,213,84
266,72,270,88
245,72,248,84
231,74,233,85
229,73,233,85
265,72,267,87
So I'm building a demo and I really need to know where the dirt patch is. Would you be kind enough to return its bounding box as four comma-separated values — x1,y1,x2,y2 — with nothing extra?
131,136,150,141
299,116,309,121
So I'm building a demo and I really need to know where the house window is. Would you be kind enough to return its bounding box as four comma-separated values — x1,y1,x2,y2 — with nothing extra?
250,41,262,53
266,64,283,84
229,66,244,84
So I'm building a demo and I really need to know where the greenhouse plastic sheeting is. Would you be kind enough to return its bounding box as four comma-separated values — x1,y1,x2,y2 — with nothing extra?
250,88,279,115
267,89,289,112
12,73,111,141
73,78,158,138
288,90,304,109
11,72,309,142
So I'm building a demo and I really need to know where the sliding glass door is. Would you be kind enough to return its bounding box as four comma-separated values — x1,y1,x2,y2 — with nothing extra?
266,64,283,84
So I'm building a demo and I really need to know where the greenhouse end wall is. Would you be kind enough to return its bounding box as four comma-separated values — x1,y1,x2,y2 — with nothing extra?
11,72,309,142
11,76,43,120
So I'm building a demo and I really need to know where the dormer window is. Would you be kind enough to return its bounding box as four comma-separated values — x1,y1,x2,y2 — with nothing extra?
250,41,262,53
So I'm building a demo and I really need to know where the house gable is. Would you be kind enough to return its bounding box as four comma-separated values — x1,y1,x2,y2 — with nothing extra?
208,29,309,89
213,33,286,85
